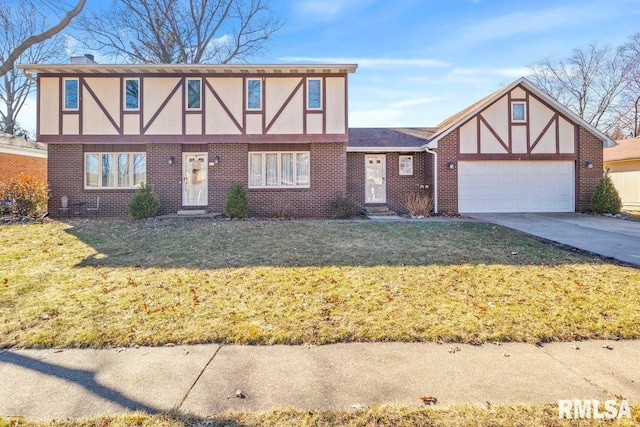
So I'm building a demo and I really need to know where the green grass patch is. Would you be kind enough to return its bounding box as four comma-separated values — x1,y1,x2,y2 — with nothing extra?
1,220,639,348
1,403,639,426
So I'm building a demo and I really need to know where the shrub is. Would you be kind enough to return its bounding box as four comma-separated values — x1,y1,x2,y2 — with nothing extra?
591,169,622,214
327,194,357,219
127,183,160,219
224,183,249,219
402,190,433,218
0,174,48,217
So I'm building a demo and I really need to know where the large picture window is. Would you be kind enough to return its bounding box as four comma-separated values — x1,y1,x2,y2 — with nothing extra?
64,78,79,110
85,152,146,189
248,152,310,188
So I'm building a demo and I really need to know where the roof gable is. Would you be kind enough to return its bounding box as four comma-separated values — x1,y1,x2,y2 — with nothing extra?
429,77,614,148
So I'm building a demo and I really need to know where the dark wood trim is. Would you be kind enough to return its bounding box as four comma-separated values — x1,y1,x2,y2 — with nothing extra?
322,76,327,134
508,90,512,151
36,76,41,140
475,115,480,154
78,77,84,135
84,143,146,152
262,77,266,135
265,78,303,134
510,97,527,101
512,123,527,126
37,72,350,79
40,133,349,144
555,113,560,154
526,88,575,127
181,77,186,135
119,77,124,135
81,79,121,133
530,113,557,153
139,77,144,135
302,78,307,134
58,77,63,135
203,78,243,133
458,153,576,161
242,77,247,134
142,79,182,134
479,114,510,153
525,91,531,152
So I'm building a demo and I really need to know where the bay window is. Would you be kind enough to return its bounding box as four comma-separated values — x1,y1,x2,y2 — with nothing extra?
248,152,310,188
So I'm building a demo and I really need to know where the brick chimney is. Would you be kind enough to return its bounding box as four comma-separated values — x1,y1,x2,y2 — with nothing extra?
70,54,97,64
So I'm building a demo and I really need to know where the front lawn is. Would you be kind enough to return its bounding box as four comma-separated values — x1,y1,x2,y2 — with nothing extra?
1,219,639,348
2,403,639,427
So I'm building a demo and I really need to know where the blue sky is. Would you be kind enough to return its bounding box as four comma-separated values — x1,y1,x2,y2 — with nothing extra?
262,0,640,128
17,0,640,133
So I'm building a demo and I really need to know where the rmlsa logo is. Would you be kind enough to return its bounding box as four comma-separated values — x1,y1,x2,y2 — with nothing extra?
559,399,631,419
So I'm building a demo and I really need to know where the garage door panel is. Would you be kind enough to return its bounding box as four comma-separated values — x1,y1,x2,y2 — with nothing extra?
458,161,574,213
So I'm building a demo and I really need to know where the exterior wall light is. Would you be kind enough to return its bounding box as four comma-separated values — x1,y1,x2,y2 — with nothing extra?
447,161,455,169
168,156,175,165
214,155,221,165
585,160,593,168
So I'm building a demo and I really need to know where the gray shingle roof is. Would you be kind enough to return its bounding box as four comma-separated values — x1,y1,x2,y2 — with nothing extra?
348,127,436,149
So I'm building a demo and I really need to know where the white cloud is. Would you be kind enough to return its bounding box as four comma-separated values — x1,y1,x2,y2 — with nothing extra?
461,3,609,44
349,108,406,127
389,97,439,108
278,56,451,68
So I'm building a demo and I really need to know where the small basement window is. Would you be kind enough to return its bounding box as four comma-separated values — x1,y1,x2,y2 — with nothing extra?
511,101,526,122
399,155,413,175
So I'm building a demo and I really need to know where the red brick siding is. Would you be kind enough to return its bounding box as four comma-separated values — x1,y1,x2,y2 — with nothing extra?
47,142,346,218
577,126,605,212
435,130,459,214
0,152,47,183
347,151,432,214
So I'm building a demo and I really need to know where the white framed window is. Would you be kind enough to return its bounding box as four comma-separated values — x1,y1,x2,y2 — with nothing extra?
399,155,413,175
63,78,79,110
248,152,310,188
307,78,322,109
124,78,140,110
85,152,146,189
186,78,201,110
511,101,526,122
247,78,262,110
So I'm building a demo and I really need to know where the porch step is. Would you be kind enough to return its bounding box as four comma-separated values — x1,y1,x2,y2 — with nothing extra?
367,206,391,214
177,210,207,216
365,206,402,220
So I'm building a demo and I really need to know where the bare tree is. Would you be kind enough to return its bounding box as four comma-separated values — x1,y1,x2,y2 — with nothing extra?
0,1,70,136
613,32,640,137
0,0,85,77
74,0,283,64
529,42,633,134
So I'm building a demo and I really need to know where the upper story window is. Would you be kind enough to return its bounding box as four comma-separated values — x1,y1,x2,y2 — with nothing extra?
511,101,526,122
247,78,262,110
399,155,413,175
63,78,79,110
307,78,322,109
187,78,201,110
125,79,140,110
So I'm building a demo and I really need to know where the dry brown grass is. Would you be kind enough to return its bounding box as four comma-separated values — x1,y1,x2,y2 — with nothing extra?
1,403,639,426
1,219,639,348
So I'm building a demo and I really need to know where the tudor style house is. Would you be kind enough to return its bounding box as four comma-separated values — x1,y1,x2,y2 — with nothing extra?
19,56,612,217
20,57,356,217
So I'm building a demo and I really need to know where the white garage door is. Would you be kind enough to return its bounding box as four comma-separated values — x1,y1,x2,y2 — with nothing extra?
458,161,575,213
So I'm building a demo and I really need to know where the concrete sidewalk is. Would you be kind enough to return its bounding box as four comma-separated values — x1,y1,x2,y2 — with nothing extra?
1,340,639,421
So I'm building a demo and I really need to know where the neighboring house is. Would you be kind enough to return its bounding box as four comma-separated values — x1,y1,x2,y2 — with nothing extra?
18,58,612,217
347,77,613,214
604,137,640,207
0,134,47,182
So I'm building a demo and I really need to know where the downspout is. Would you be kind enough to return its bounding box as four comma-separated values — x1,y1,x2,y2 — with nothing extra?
424,145,438,214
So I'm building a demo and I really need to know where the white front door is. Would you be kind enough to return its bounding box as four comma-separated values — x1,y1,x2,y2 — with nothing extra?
365,154,386,203
183,153,208,206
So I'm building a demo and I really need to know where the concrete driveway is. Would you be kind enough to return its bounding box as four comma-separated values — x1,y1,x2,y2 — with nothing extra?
468,213,640,267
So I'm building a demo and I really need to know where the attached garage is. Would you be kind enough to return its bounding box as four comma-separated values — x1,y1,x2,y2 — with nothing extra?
458,160,575,213
604,137,640,208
